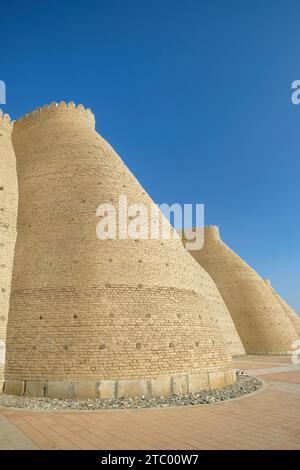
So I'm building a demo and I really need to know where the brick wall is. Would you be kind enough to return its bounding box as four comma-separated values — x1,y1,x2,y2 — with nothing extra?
186,226,298,354
264,279,300,338
0,111,18,388
179,229,245,357
5,102,234,393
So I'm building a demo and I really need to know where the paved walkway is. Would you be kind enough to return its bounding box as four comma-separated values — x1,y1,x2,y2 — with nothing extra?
0,355,299,450
0,413,38,450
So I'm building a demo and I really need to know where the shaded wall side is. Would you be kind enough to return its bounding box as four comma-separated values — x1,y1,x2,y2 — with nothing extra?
181,229,245,357
0,114,18,388
268,284,300,338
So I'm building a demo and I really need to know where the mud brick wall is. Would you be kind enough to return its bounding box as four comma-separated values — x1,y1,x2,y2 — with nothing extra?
179,229,245,357
264,279,300,338
186,225,298,354
5,103,234,393
0,112,18,389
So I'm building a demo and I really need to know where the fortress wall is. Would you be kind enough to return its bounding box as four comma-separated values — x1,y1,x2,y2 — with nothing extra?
203,278,246,357
184,226,298,355
264,279,300,338
177,229,245,357
0,112,18,390
4,103,234,397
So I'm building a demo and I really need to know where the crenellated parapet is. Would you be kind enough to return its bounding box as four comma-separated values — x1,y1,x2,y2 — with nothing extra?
204,225,220,241
13,101,95,132
0,110,13,136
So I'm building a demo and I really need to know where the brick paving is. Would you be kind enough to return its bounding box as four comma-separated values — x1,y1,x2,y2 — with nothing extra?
0,355,299,450
259,371,300,384
0,413,38,450
234,361,280,369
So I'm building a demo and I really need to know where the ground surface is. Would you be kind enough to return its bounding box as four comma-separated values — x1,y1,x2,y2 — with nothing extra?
0,355,299,450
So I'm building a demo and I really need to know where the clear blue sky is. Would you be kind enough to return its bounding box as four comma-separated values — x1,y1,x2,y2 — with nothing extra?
2,0,299,313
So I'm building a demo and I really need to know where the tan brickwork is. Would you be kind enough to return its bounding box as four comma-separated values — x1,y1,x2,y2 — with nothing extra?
0,111,18,390
264,279,300,338
200,277,246,357
4,102,234,397
178,229,245,357
183,226,298,354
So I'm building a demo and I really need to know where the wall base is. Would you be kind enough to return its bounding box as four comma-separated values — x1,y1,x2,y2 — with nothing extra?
3,369,235,399
246,351,293,355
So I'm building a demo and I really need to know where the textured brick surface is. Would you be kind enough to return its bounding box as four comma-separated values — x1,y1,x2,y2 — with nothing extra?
4,103,234,396
264,279,300,337
0,111,18,387
185,226,299,354
178,228,245,357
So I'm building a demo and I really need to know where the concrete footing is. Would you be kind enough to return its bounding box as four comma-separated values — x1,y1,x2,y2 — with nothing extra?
3,369,235,399
246,351,293,355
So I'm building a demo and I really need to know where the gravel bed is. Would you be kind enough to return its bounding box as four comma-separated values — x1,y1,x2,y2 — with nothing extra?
0,371,262,411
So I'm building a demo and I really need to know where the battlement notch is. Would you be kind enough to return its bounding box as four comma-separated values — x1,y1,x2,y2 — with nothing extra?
13,101,95,132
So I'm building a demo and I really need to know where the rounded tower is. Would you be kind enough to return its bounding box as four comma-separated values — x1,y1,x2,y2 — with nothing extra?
263,279,300,338
0,111,18,390
185,226,298,355
4,103,234,398
178,228,245,357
